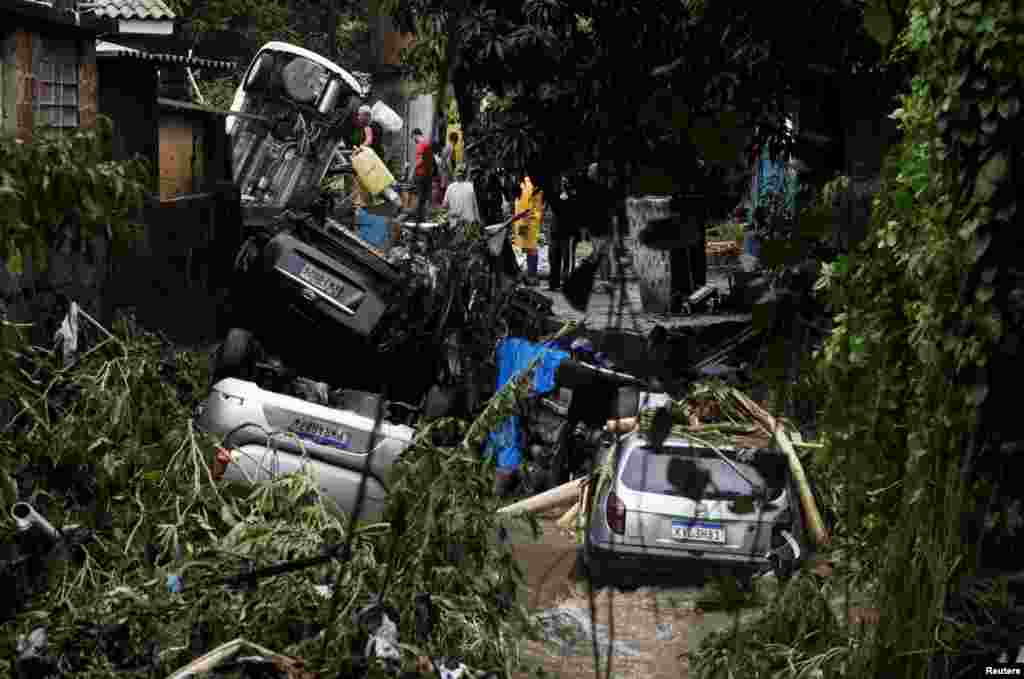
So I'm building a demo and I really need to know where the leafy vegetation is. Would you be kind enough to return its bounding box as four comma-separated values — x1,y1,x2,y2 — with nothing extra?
0,117,151,276
692,0,1024,675
0,308,540,676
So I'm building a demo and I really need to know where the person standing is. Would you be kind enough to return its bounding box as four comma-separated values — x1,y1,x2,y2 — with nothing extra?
581,162,615,291
546,173,579,291
348,104,384,221
412,128,434,213
513,175,544,286
350,104,384,156
442,165,481,226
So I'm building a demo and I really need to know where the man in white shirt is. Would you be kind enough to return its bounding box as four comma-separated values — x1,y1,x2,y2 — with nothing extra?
442,165,481,226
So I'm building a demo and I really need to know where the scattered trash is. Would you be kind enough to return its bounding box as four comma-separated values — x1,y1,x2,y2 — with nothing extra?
16,627,60,679
434,658,469,679
639,391,673,412
53,300,80,364
534,607,642,658
12,502,62,549
655,622,674,641
166,574,184,594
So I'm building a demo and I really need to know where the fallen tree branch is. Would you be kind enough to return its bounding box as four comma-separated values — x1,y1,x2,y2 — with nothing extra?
496,478,585,517
730,388,830,547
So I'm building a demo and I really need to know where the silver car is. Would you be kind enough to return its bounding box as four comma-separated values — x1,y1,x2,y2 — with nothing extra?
196,378,415,521
582,432,807,585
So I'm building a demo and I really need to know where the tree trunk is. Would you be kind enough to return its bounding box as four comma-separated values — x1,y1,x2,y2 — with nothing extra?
325,2,339,62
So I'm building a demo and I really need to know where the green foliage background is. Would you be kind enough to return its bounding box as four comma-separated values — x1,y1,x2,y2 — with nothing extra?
692,0,1023,675
0,117,151,276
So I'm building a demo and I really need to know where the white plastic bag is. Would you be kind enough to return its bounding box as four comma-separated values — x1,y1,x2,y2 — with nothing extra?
371,100,403,133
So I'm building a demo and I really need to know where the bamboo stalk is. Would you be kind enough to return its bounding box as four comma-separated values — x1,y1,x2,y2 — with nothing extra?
556,502,580,530
730,389,830,547
497,478,585,516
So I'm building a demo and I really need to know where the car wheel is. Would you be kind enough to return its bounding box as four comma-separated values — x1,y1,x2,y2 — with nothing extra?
212,328,257,384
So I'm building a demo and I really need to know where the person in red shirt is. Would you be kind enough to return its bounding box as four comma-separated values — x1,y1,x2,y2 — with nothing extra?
412,128,434,211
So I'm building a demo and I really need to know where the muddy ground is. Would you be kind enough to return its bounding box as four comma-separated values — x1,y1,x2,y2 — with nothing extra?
508,514,770,679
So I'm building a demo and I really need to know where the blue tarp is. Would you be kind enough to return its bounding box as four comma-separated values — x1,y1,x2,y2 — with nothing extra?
356,208,391,249
485,337,569,471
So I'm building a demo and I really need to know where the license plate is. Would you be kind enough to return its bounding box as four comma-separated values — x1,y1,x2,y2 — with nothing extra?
297,263,346,300
671,520,726,544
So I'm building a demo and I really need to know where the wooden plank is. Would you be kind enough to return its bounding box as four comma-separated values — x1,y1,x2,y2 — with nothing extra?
159,115,195,199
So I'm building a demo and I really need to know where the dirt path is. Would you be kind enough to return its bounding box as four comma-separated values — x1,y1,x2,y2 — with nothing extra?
508,515,765,679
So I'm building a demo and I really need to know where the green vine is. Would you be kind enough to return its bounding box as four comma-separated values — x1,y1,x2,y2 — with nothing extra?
0,116,151,276
814,0,1022,674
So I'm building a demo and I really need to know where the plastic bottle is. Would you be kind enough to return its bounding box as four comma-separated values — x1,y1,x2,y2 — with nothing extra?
351,146,401,209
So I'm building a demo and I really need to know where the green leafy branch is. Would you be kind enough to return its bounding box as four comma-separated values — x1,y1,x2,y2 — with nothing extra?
0,116,151,276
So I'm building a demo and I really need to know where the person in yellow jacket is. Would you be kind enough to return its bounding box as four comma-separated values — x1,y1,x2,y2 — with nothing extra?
513,175,544,285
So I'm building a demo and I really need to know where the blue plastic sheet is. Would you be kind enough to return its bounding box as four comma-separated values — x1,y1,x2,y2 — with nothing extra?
485,337,569,471
356,208,391,249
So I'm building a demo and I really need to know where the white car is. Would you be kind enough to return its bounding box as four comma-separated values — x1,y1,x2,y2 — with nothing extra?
197,378,415,521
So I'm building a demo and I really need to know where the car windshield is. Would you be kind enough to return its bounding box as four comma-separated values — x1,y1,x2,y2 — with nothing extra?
620,447,766,499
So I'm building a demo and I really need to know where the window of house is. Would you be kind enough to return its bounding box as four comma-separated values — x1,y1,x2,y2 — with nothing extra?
33,37,79,129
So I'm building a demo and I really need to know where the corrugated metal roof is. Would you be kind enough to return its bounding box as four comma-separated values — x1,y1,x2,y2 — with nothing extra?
85,0,175,21
97,40,235,70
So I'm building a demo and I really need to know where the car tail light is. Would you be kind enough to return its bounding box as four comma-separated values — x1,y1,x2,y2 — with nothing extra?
211,446,232,481
606,492,626,535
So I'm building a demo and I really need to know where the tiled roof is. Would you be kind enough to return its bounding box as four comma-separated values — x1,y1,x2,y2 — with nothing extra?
86,0,175,21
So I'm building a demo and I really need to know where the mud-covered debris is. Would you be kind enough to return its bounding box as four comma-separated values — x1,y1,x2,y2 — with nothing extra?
534,607,642,658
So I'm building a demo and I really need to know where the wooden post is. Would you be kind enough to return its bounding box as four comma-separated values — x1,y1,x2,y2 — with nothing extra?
14,29,32,142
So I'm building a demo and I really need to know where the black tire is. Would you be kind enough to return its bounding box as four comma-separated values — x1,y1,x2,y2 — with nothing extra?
212,328,257,384
577,547,609,590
